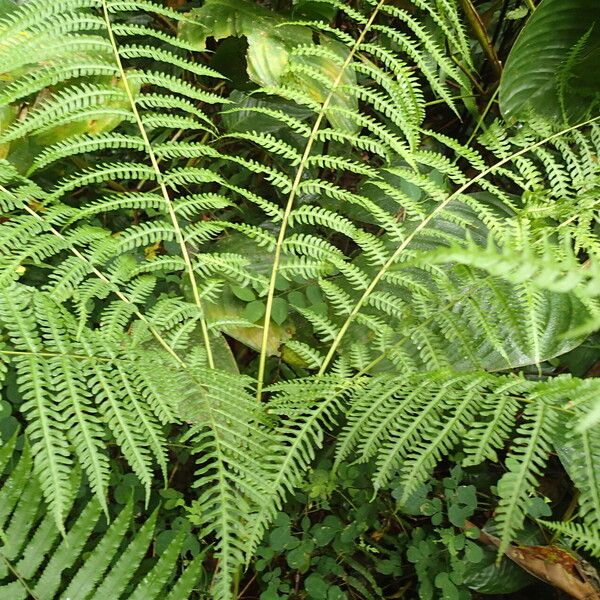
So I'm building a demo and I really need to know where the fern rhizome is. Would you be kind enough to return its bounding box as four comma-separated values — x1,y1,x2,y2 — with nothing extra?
0,0,599,598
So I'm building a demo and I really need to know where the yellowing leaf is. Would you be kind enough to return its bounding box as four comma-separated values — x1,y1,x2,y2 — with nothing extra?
144,241,161,261
0,104,17,159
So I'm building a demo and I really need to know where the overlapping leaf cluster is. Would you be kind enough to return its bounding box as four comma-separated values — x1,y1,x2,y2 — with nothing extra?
0,0,599,597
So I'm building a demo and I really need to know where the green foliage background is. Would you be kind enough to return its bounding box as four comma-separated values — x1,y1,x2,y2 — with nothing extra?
0,0,599,598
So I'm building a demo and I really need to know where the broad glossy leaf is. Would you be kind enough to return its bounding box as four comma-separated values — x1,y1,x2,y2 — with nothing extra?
499,0,600,123
292,0,338,21
553,415,600,530
558,332,600,377
463,522,541,594
192,233,329,356
205,289,294,357
211,333,240,374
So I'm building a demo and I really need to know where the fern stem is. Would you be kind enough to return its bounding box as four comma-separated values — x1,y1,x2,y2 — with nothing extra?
318,115,600,375
553,491,580,543
100,0,214,369
465,86,499,147
425,94,479,107
8,198,187,370
256,0,387,399
457,0,503,80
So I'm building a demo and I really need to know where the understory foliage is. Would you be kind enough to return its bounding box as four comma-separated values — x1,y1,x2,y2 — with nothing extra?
0,0,599,598
0,434,204,600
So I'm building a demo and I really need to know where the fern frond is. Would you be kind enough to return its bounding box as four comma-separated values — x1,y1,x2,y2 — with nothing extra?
0,437,201,599
0,284,177,512
0,287,73,528
495,402,560,555
463,389,523,466
33,294,111,514
1,2,599,596
394,377,486,498
247,376,352,555
556,416,600,532
174,368,271,599
539,520,600,558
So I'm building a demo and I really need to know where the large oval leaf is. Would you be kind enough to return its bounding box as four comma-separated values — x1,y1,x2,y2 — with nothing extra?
499,0,600,123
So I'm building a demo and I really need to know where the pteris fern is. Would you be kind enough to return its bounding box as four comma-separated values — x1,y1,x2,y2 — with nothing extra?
0,0,600,597
0,433,204,600
255,0,388,399
539,520,600,559
99,0,215,369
